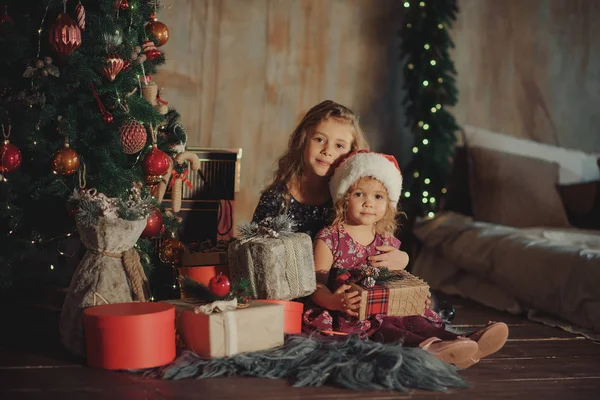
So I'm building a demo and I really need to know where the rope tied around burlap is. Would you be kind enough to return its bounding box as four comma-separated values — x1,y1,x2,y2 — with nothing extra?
89,247,151,302
281,235,301,296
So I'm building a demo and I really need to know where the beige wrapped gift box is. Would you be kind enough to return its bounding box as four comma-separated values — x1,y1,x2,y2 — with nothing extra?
166,300,284,358
350,271,430,321
228,233,317,300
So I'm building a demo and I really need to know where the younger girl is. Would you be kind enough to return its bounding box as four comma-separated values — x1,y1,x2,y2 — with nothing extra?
252,100,408,269
304,151,509,368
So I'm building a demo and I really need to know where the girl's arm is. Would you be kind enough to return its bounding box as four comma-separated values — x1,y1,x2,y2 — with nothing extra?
311,239,360,317
369,237,409,270
368,246,409,270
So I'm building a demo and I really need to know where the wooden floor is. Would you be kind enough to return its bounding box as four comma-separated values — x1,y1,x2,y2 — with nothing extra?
1,293,599,400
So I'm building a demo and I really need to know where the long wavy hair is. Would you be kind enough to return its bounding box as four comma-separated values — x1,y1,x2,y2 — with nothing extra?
265,100,369,195
332,177,399,237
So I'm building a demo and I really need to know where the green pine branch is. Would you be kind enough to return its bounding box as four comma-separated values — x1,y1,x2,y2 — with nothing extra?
0,0,187,292
399,0,460,219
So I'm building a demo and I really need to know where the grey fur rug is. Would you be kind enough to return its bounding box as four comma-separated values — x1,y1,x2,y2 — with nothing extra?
142,335,467,392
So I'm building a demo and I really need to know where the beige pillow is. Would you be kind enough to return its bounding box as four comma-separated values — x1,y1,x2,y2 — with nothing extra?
468,146,570,228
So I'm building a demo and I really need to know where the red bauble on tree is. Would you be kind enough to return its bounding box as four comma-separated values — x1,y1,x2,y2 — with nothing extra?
0,141,21,173
143,144,170,186
115,0,130,11
140,207,163,239
100,54,125,81
209,273,231,297
1,124,21,173
119,120,147,154
1,5,14,29
48,13,82,59
142,40,161,61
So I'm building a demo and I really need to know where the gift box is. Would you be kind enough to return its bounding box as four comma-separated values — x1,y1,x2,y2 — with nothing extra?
83,302,176,370
350,271,430,321
228,232,316,301
182,249,228,266
166,299,284,358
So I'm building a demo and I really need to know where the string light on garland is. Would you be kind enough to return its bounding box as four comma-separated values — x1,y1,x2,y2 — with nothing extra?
399,0,460,219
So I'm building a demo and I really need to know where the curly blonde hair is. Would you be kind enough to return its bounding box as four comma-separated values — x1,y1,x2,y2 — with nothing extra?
265,100,369,195
332,177,398,236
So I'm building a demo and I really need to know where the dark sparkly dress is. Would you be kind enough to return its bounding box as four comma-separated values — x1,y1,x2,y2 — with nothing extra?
252,184,333,239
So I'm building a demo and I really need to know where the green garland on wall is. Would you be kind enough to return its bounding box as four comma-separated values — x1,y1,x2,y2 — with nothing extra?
399,0,460,219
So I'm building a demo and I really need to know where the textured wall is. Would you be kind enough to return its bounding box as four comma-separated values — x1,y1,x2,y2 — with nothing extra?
451,0,600,152
153,0,405,226
153,0,600,228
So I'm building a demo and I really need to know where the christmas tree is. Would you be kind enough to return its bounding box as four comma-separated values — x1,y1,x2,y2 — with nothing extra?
0,0,185,297
399,0,459,220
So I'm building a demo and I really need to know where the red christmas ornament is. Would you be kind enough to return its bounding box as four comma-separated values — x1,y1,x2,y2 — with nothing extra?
143,145,170,186
90,82,113,124
142,40,161,61
141,207,163,239
1,5,13,25
52,143,80,176
0,140,21,173
209,273,231,298
145,15,169,47
119,120,147,154
101,54,125,81
48,13,82,59
115,0,130,11
75,1,85,31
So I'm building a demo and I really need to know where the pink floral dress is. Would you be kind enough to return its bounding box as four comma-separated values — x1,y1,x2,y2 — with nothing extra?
302,224,458,347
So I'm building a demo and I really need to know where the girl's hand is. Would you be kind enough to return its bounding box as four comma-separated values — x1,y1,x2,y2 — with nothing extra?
368,246,409,270
333,284,361,317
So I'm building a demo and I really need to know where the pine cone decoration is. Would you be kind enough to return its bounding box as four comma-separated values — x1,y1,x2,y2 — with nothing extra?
362,277,376,288
119,120,147,154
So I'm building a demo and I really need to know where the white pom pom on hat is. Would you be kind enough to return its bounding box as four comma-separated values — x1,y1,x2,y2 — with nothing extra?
329,150,403,206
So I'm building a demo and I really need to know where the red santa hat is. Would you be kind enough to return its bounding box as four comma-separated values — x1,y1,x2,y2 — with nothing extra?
329,150,403,206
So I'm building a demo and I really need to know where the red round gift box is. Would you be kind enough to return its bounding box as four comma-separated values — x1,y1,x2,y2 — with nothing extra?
83,302,176,370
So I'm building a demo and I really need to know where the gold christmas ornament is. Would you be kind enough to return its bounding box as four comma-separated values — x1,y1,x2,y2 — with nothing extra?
52,143,80,176
159,236,185,265
145,15,169,47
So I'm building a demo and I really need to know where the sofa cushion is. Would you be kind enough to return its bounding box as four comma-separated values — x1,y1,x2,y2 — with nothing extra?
468,146,570,228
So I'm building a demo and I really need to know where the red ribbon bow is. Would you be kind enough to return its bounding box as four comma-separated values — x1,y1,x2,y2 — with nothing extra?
168,168,193,190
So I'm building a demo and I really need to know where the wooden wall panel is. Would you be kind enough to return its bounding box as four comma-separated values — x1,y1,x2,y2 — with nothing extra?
153,0,405,226
451,0,600,152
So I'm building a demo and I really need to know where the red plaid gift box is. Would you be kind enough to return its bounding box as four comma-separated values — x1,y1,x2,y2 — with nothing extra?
350,271,430,321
